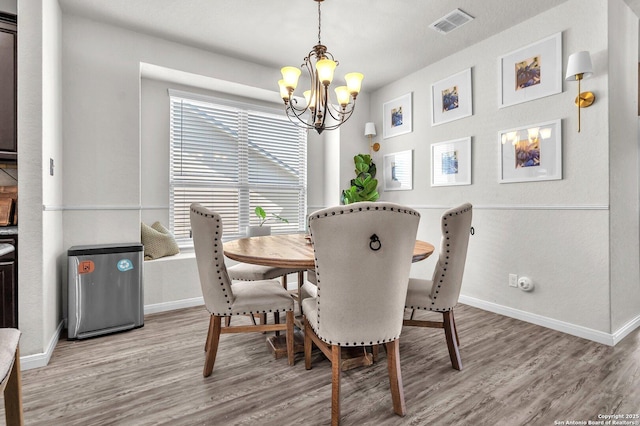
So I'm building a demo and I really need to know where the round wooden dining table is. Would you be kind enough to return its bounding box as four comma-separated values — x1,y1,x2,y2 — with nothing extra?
223,233,434,269
223,233,435,369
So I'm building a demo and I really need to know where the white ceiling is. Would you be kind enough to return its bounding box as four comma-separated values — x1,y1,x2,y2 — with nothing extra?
58,0,579,91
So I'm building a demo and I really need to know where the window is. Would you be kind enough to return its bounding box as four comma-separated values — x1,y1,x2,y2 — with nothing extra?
169,91,307,244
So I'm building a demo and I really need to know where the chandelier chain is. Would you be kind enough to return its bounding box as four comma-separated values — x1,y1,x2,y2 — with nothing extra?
317,1,321,45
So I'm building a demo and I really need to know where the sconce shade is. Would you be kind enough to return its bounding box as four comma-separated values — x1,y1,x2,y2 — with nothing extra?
565,51,593,81
364,122,377,137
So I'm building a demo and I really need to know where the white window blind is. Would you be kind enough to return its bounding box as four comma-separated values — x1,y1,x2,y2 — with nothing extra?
169,92,307,244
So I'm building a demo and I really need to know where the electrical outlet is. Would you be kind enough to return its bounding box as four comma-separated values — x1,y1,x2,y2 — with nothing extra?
509,273,518,287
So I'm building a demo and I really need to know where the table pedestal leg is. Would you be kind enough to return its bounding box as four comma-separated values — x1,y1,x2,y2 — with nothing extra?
266,320,375,371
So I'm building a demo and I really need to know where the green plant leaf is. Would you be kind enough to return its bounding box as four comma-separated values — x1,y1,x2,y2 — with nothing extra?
368,162,377,178
363,178,378,193
341,153,379,205
355,162,369,174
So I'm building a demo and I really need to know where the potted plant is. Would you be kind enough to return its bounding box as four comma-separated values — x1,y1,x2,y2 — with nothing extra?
246,206,289,237
341,154,380,204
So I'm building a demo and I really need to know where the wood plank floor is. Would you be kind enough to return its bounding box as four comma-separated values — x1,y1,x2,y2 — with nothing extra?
2,304,639,425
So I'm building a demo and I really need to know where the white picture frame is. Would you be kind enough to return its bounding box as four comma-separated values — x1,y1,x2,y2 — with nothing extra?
383,150,413,191
431,137,472,187
498,119,562,183
382,93,412,139
498,32,562,108
431,68,473,126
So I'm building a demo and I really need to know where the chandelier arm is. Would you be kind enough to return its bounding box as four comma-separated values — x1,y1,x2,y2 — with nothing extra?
321,108,356,131
284,101,315,130
287,118,315,131
323,105,351,126
286,97,308,114
285,100,313,124
326,100,355,117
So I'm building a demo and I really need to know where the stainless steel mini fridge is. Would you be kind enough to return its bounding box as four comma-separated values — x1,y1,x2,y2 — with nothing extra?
67,243,144,339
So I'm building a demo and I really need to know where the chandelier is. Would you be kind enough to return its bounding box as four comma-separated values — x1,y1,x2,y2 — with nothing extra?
278,0,363,134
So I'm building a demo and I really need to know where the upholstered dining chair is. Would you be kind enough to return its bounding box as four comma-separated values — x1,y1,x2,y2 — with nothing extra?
0,328,23,426
302,202,420,425
403,203,472,371
190,203,295,377
227,264,306,321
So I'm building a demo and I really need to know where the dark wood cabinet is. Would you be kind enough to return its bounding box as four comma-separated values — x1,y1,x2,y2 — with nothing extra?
0,16,17,161
0,234,17,328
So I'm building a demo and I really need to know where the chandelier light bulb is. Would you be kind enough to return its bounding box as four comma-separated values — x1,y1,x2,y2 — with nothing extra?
281,66,301,90
278,80,289,100
334,86,350,107
345,72,364,96
303,90,315,109
316,59,337,85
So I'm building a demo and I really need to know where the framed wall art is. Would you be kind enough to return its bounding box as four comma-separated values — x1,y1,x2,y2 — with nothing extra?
498,119,562,183
383,150,413,191
498,32,562,108
382,93,412,139
431,137,472,187
431,68,473,126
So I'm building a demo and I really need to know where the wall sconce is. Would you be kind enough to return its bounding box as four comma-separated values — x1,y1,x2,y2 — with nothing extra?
365,122,380,153
565,51,595,132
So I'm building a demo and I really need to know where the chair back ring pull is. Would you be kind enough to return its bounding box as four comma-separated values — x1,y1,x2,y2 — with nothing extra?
369,234,381,251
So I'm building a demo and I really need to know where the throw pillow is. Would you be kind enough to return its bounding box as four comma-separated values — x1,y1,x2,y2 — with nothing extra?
141,221,180,260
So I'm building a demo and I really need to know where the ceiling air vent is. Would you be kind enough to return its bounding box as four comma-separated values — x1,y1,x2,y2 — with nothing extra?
429,8,474,35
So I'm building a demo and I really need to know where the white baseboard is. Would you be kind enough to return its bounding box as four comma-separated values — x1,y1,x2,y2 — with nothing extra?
612,313,640,345
21,320,64,371
144,297,204,315
459,295,617,346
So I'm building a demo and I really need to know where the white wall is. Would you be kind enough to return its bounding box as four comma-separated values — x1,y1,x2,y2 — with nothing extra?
370,0,632,337
608,0,640,332
17,0,63,358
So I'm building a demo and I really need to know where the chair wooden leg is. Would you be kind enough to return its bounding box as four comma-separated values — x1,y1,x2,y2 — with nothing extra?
203,315,222,377
260,313,267,334
304,316,313,370
286,311,295,366
331,345,342,426
451,309,460,347
371,344,379,362
280,274,288,289
274,311,280,336
443,311,462,370
297,271,304,316
4,346,24,426
385,340,406,417
206,316,230,351
204,325,209,352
